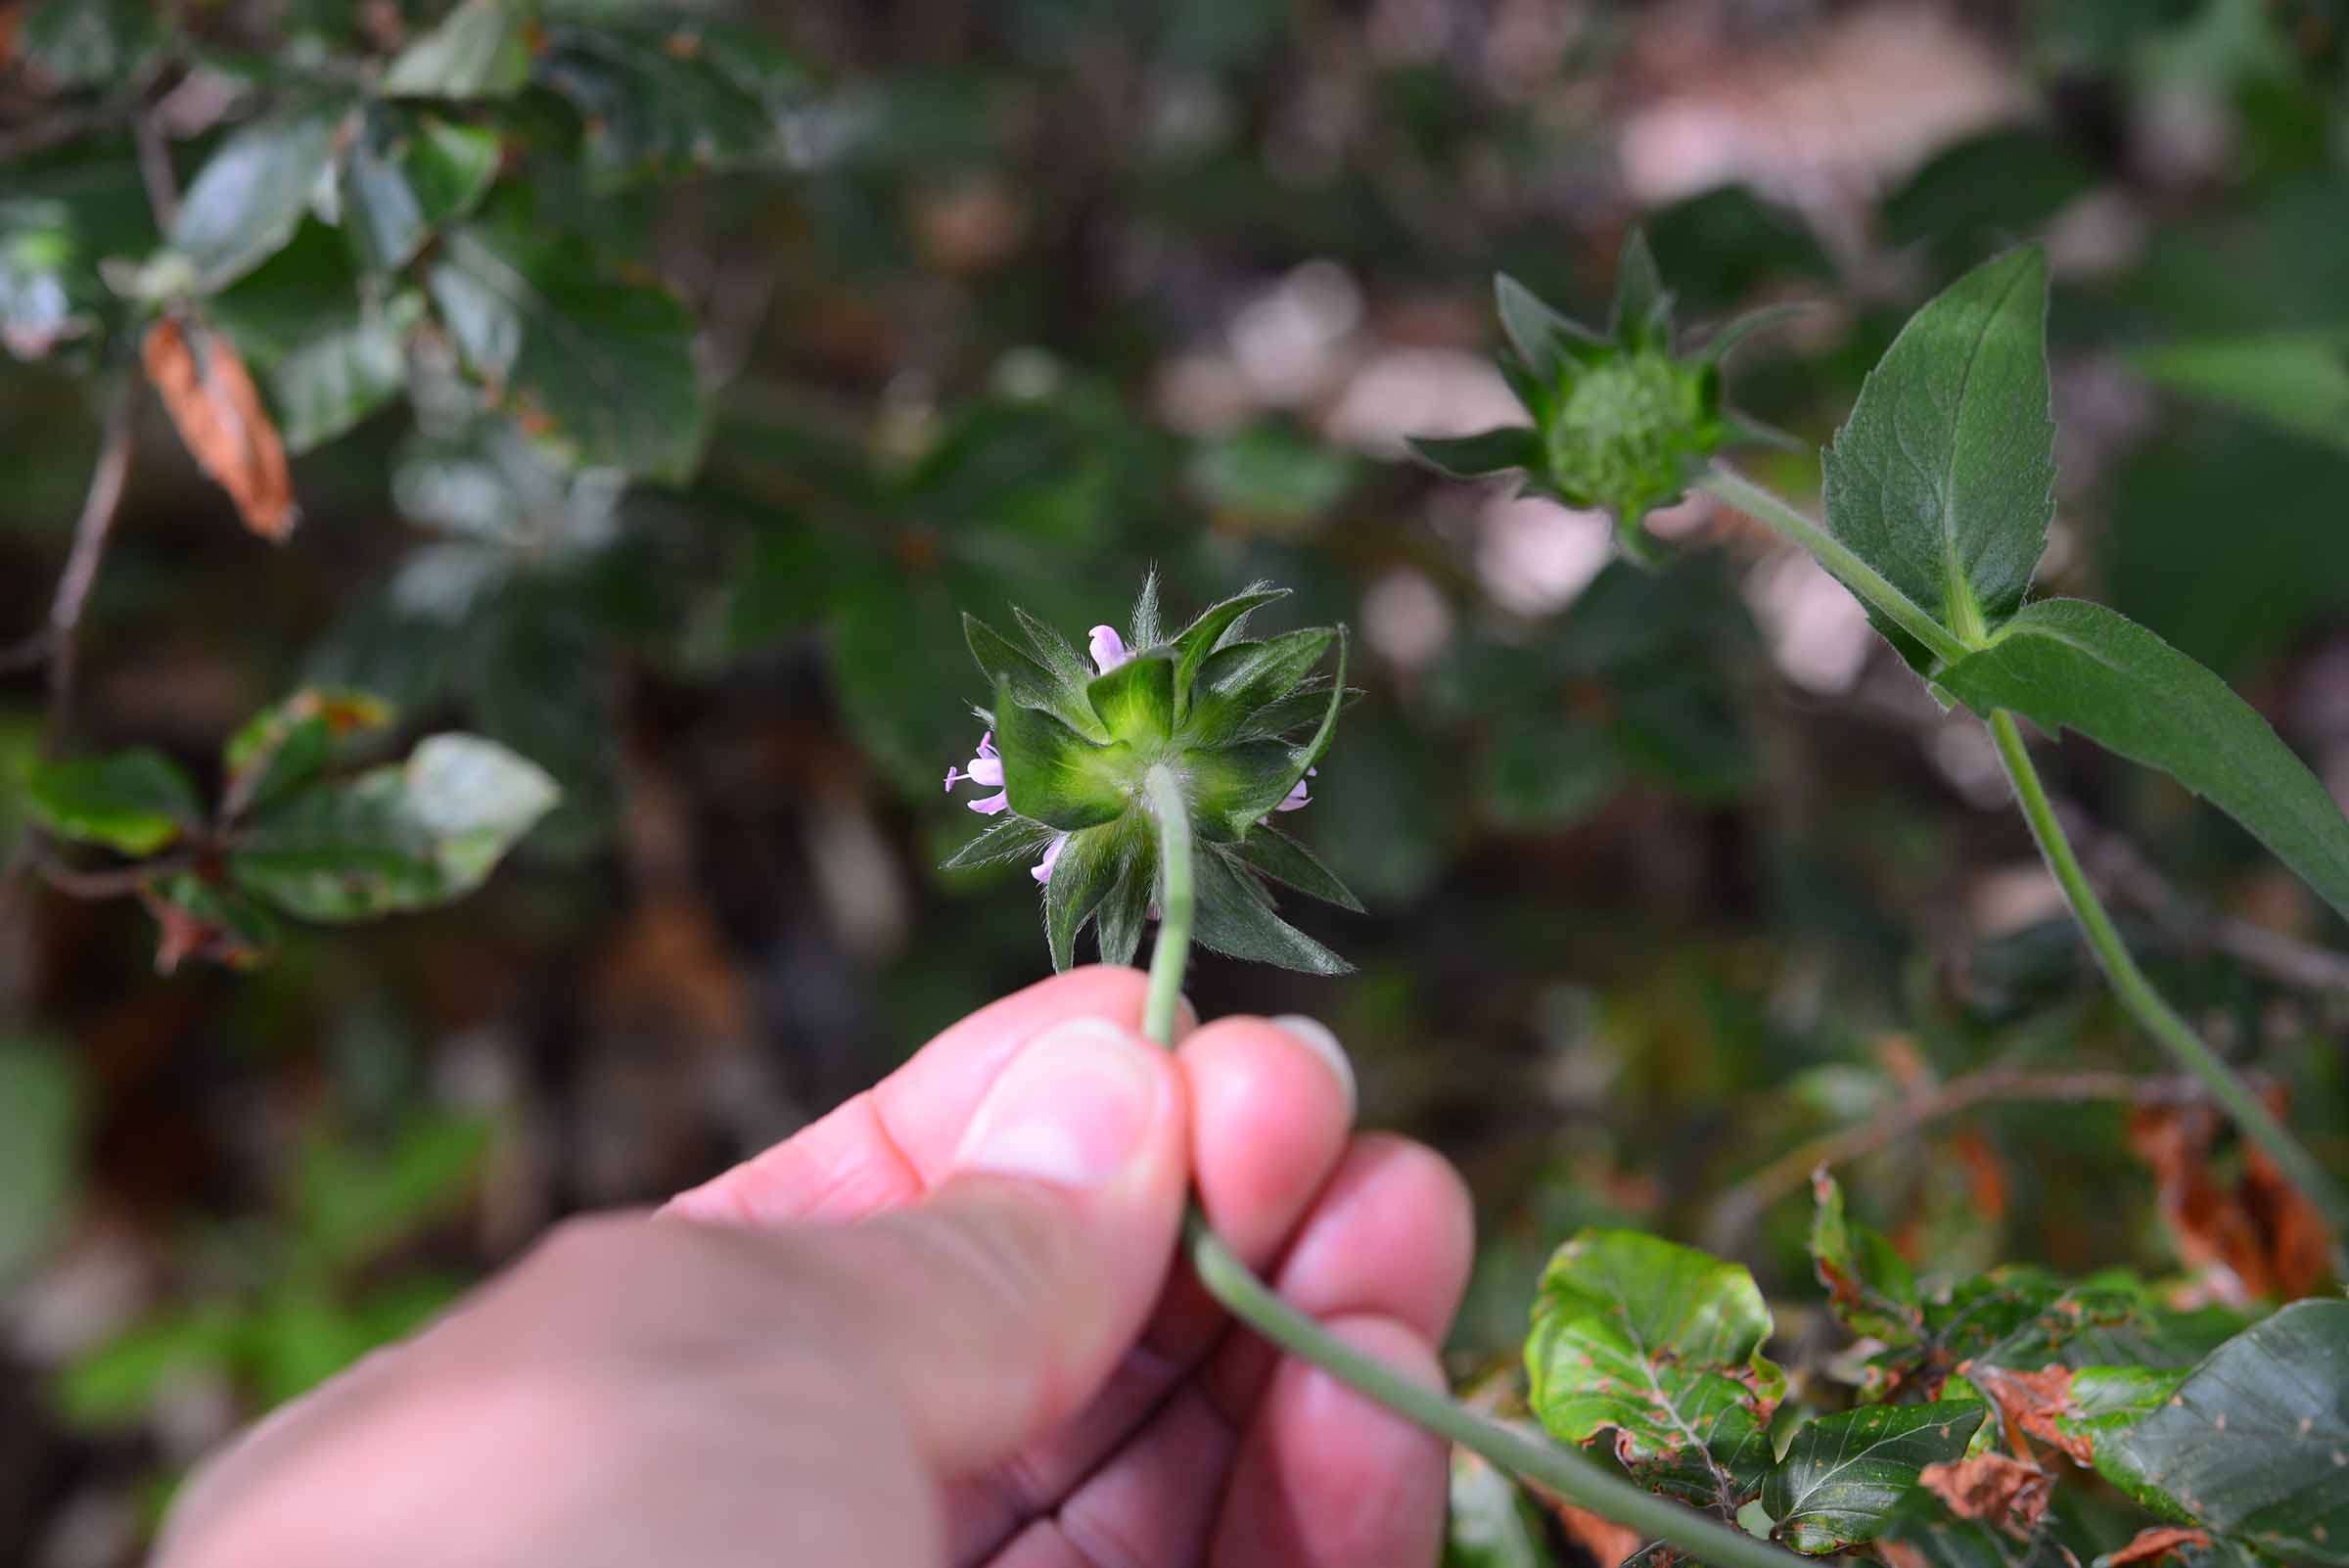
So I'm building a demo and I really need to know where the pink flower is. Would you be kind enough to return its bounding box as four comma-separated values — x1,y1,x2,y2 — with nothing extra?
1032,832,1069,885
943,730,1009,815
1274,766,1315,813
1088,625,1131,674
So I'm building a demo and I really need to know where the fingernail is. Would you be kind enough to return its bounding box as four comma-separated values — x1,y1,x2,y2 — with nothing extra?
1270,1014,1356,1117
955,1018,1162,1188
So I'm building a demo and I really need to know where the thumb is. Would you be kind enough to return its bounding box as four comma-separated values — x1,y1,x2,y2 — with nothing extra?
791,1013,1191,1476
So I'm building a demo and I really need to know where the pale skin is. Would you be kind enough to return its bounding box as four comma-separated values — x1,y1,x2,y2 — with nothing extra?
156,966,1476,1567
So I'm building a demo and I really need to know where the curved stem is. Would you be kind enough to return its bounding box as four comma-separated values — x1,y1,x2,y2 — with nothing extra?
1137,763,1812,1568
1989,710,2349,1239
1695,468,1973,669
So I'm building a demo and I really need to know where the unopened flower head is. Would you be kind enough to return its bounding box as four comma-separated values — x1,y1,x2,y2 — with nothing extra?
1405,229,1792,564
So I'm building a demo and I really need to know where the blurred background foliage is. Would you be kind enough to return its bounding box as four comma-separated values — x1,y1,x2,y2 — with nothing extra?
4,0,2349,1562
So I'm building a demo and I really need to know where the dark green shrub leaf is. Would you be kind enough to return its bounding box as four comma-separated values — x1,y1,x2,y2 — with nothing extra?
0,1039,79,1290
222,689,392,819
1765,1403,1986,1552
382,0,532,99
21,0,163,90
230,734,556,921
1445,1447,1570,1568
534,17,807,183
170,103,351,293
342,108,502,273
1938,598,2349,923
1810,1169,1923,1344
144,872,281,973
2133,332,2349,457
23,749,203,856
1820,246,2052,655
208,224,421,453
2097,1299,2349,1562
428,210,708,481
1526,1228,1783,1514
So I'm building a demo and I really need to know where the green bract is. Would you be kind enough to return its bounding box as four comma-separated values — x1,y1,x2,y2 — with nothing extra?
1409,230,1789,562
947,577,1362,975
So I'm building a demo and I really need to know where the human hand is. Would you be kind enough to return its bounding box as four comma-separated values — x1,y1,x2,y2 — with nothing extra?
156,967,1475,1567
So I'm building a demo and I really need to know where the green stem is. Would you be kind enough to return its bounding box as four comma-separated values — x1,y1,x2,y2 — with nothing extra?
1137,764,1811,1568
1988,711,2349,1237
1695,468,1973,669
1142,766,1194,1047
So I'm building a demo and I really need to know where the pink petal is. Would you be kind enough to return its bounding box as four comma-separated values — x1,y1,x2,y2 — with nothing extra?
1088,625,1130,674
1031,833,1068,884
943,767,962,793
967,756,1003,787
968,791,1010,815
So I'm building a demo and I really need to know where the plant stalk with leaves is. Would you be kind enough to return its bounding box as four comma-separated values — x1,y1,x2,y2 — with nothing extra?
1415,237,2349,1246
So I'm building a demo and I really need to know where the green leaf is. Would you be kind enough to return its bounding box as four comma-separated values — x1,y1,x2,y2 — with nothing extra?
1407,428,1543,480
1169,585,1286,714
1086,653,1175,746
1187,627,1335,744
1938,598,2349,923
941,814,1058,873
1093,832,1155,968
1765,1404,1986,1553
1042,819,1124,972
0,1039,79,1290
342,108,502,273
21,0,162,90
994,693,1129,832
207,224,423,453
1129,572,1162,651
2135,332,2349,456
230,734,555,921
2052,1365,2190,1479
57,1306,241,1430
382,0,532,99
1820,246,2053,652
1194,628,1347,835
533,18,806,183
1012,606,1098,697
1445,1446,1569,1568
2098,1299,2349,1562
1809,1169,1923,1344
144,872,281,972
170,103,351,294
22,749,203,856
1224,823,1363,912
1192,843,1351,975
221,689,392,819
966,613,1100,736
1609,229,1669,347
1526,1228,1783,1514
1495,273,1596,384
427,209,708,481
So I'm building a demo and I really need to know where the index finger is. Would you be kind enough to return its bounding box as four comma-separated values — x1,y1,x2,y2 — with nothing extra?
667,965,1167,1225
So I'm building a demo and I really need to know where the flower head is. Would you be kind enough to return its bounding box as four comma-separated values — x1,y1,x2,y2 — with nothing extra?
1406,229,1794,565
943,575,1362,974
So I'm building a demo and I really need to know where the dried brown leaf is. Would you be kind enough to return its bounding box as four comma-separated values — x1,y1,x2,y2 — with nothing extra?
2130,1095,2330,1302
1971,1363,2094,1467
1548,1499,1644,1568
142,317,298,541
1918,1453,2052,1539
2098,1527,2210,1568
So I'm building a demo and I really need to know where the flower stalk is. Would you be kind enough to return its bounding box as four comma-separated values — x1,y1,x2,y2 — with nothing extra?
1137,762,1813,1568
1703,463,2349,1242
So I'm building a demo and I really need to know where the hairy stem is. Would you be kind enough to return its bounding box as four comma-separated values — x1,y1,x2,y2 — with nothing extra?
1138,764,1812,1568
1696,468,1972,669
1989,710,2349,1238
